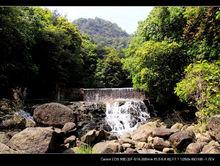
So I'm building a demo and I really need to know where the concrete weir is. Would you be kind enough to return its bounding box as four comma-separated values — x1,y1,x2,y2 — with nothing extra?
83,87,146,102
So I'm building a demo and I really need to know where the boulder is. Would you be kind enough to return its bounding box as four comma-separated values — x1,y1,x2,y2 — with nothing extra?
80,130,97,145
0,113,26,129
169,130,195,150
196,132,212,143
125,148,138,154
67,102,108,136
7,127,61,153
0,142,18,154
135,142,150,149
137,149,164,154
130,123,155,142
92,140,121,154
185,142,206,154
201,141,220,154
207,115,220,142
33,103,76,127
25,119,36,127
153,137,170,151
62,148,75,154
80,129,109,145
61,122,76,133
152,128,178,138
64,135,76,147
121,143,132,150
162,148,175,153
0,132,10,144
171,123,184,130
118,138,136,146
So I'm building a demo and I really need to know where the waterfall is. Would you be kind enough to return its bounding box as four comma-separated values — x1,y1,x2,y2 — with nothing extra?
105,99,150,135
83,88,146,102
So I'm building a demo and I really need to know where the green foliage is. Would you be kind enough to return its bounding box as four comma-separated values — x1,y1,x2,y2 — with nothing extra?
123,40,188,106
80,34,99,87
175,61,220,121
0,7,38,97
0,7,100,99
95,47,131,88
74,17,130,50
183,7,220,61
125,6,220,118
74,145,93,154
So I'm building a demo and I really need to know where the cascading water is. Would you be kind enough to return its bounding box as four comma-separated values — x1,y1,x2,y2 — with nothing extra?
105,99,150,135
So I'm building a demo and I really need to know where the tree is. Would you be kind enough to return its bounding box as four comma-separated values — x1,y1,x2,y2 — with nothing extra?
123,40,189,108
0,7,38,98
95,47,131,88
175,61,220,122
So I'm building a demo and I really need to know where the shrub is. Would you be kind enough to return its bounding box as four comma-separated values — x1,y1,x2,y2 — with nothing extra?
175,60,220,122
74,145,93,154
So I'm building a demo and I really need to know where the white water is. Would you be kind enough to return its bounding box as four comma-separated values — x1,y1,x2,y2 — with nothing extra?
105,99,150,135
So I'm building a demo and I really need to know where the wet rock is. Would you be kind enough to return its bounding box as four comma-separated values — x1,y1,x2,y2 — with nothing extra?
33,103,76,128
153,137,170,151
207,115,220,142
152,128,178,138
0,132,10,144
169,130,195,151
7,127,61,153
185,142,206,154
92,140,121,153
68,102,108,136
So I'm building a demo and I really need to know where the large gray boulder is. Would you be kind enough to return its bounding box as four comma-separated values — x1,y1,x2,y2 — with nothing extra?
7,127,60,153
152,128,178,138
33,103,76,127
185,142,206,154
169,130,195,150
92,140,121,154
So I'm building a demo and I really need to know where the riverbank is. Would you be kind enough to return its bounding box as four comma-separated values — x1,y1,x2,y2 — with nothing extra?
0,101,220,154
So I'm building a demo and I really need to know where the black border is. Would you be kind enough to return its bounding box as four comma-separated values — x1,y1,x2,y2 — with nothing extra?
0,0,219,6
0,1,220,165
0,154,219,165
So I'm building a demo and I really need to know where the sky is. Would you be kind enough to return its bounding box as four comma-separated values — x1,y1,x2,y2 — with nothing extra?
45,7,153,34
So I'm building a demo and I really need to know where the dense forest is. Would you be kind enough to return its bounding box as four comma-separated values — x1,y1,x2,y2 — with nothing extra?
74,17,130,50
0,6,220,124
0,7,131,101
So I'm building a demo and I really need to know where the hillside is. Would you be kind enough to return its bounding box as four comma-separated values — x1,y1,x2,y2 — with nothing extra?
73,17,130,50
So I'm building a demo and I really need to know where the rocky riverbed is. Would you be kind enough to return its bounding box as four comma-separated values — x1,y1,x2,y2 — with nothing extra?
0,102,220,154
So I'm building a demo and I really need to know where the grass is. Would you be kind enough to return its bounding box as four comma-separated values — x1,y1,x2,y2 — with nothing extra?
74,145,93,154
